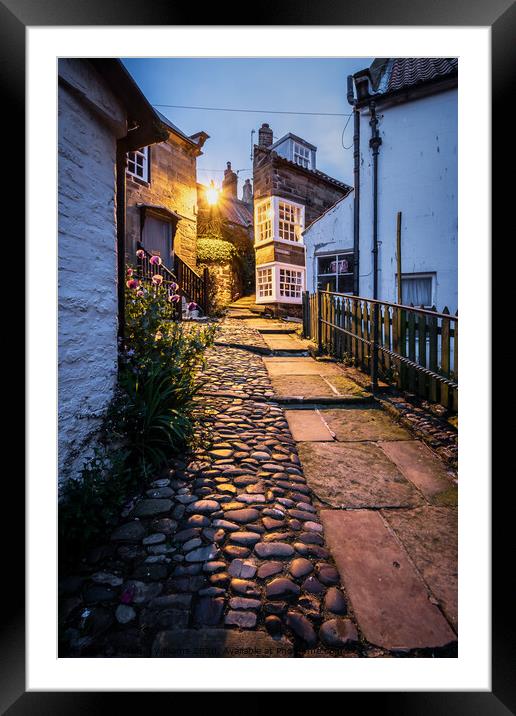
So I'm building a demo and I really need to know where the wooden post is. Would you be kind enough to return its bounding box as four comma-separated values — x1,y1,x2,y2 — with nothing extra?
441,307,451,409
317,290,323,354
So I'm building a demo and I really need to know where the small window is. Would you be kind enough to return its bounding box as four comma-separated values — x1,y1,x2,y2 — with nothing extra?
127,146,149,182
399,273,434,307
279,268,303,299
317,252,354,293
293,142,311,169
256,200,272,243
257,267,273,298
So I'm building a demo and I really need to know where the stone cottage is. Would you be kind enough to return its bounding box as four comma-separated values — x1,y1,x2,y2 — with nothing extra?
125,110,209,271
196,162,254,309
253,123,352,316
58,59,164,484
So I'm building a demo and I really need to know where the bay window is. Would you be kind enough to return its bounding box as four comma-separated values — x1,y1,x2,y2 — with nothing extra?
254,196,305,245
256,263,305,303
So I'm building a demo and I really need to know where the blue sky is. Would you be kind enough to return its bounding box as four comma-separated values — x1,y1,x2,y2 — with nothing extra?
122,58,373,196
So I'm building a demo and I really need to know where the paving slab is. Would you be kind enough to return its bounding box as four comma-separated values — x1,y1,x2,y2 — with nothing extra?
152,629,294,657
378,440,457,502
321,406,412,442
263,357,343,377
320,509,457,649
271,375,338,398
262,334,308,349
382,506,458,631
285,409,335,441
298,441,424,508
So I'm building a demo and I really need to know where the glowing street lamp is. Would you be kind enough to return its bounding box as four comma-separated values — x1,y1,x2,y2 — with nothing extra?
206,180,220,206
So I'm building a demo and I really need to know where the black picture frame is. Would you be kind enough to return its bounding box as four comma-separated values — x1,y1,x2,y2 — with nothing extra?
6,0,510,708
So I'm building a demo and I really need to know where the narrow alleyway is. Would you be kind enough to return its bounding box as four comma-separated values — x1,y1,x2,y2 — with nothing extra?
59,309,458,658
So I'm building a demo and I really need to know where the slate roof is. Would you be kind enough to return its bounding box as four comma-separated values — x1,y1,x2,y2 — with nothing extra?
220,196,253,227
256,145,352,194
385,58,458,93
155,109,199,147
362,57,458,101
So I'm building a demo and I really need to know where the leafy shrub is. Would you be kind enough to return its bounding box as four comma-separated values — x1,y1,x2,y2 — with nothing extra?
59,270,216,558
197,237,237,264
59,447,134,559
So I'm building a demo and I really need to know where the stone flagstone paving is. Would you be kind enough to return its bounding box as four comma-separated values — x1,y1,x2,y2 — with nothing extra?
59,318,364,657
59,315,457,658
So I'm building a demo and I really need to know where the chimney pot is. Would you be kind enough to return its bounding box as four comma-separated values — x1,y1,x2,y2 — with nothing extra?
222,160,238,199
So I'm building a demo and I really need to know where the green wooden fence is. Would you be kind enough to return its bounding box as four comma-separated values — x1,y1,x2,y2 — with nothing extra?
302,290,458,411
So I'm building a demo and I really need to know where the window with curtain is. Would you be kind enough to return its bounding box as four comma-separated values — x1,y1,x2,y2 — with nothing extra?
400,273,434,307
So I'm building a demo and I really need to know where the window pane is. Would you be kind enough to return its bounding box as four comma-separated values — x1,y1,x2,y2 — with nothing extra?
317,275,337,292
338,273,354,293
401,276,432,306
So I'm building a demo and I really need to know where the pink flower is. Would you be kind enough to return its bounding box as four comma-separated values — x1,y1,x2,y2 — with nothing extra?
169,294,181,303
136,290,144,297
152,274,163,286
136,249,145,259
149,255,162,266
126,279,138,289
126,267,134,277
187,301,198,311
170,282,179,292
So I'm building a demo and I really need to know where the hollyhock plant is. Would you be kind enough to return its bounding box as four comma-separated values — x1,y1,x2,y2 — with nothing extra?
170,282,178,292
187,302,198,311
136,290,145,297
149,255,162,266
136,249,145,259
126,267,134,277
152,274,163,286
126,278,138,289
169,293,181,303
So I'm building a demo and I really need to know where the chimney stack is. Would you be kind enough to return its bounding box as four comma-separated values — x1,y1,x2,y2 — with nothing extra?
258,123,273,148
242,178,253,204
222,161,238,199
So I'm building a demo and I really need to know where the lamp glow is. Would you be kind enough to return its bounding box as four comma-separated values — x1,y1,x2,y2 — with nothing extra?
206,181,220,206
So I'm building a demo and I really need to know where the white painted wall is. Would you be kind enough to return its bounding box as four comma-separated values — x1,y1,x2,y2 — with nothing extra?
303,194,354,293
359,89,458,312
58,59,125,483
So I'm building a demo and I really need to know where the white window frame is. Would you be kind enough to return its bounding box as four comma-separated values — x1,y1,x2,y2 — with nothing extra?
255,197,273,244
254,196,305,246
255,262,305,304
256,265,274,300
293,141,312,169
316,250,354,294
396,272,436,308
127,146,149,182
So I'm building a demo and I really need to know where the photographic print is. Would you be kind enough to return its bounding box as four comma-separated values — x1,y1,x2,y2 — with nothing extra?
57,55,459,659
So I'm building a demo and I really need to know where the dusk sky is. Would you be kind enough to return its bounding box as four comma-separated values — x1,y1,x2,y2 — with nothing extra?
122,58,373,196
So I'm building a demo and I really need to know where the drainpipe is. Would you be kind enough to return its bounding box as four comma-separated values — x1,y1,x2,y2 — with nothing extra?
347,75,360,296
369,100,382,392
116,143,127,343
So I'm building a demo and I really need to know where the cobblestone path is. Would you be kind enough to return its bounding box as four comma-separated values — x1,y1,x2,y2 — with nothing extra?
59,317,367,658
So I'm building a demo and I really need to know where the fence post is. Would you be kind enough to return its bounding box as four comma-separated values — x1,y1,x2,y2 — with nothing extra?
202,267,209,315
302,291,309,338
317,290,323,354
371,301,379,393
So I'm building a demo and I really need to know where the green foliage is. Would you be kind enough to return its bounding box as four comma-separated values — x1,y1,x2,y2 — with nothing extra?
59,278,216,560
197,237,237,264
59,447,135,559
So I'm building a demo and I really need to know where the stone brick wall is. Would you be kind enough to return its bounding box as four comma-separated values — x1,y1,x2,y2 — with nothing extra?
253,146,350,227
126,135,199,268
58,59,126,484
